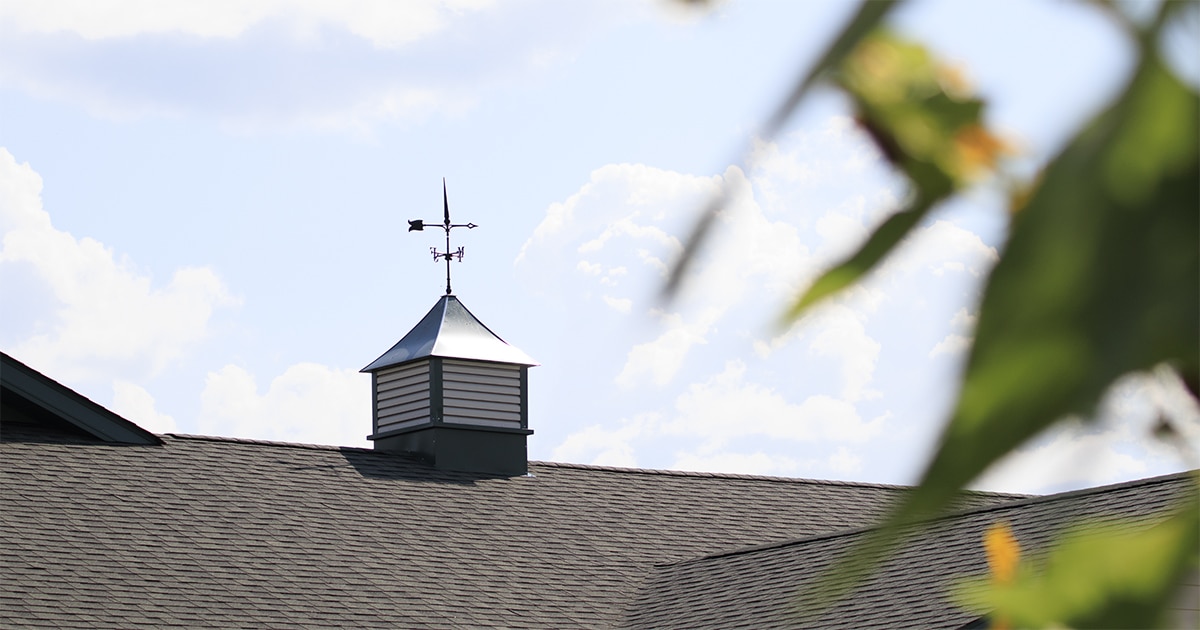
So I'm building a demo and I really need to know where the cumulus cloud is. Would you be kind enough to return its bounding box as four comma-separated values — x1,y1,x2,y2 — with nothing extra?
671,451,806,476
110,380,178,433
523,129,1006,483
549,414,654,467
670,446,862,477
0,0,635,131
0,0,496,48
199,362,371,446
614,309,716,388
803,304,881,402
0,148,235,382
930,308,976,358
973,367,1200,494
664,360,885,452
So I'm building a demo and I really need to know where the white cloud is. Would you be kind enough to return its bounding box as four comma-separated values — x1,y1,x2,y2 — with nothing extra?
973,367,1200,495
110,380,178,433
614,309,715,388
0,0,496,48
602,295,632,314
550,414,653,467
826,446,863,474
804,304,881,402
0,1,640,131
670,446,862,477
671,451,806,477
199,362,370,446
930,304,977,362
664,360,885,452
0,148,236,382
929,334,971,358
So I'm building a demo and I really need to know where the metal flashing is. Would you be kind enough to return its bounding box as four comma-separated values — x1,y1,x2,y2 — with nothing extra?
362,295,537,372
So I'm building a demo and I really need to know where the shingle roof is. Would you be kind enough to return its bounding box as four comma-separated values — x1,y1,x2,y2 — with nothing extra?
1,427,1019,629
621,471,1198,629
6,356,1187,629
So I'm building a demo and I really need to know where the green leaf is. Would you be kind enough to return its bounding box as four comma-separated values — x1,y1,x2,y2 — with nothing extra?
900,50,1199,522
664,0,898,302
785,32,998,321
785,195,933,319
955,488,1200,629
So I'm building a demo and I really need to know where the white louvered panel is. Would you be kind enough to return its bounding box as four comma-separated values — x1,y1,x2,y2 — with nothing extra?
443,361,519,385
445,387,521,406
441,360,523,428
441,360,517,377
442,396,521,423
377,395,429,415
444,404,522,424
377,363,428,388
375,362,430,433
443,372,518,389
377,396,428,429
377,382,429,405
376,415,430,434
377,377,426,398
437,380,516,397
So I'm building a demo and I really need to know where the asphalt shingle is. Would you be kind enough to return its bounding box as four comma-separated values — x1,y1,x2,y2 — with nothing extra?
2,427,981,628
620,471,1197,629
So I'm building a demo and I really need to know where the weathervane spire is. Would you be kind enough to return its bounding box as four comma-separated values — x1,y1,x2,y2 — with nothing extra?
408,179,477,295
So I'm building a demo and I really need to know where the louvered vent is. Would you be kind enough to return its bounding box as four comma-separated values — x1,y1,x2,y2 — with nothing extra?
374,361,431,435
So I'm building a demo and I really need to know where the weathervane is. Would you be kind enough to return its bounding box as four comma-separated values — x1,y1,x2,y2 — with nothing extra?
408,179,477,295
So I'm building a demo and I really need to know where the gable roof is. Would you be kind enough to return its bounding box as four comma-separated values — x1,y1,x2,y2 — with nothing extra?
362,295,537,371
0,352,159,445
2,429,1013,628
2,353,1192,628
622,471,1197,629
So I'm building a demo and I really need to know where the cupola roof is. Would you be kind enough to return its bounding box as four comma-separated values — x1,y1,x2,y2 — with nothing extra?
362,295,537,372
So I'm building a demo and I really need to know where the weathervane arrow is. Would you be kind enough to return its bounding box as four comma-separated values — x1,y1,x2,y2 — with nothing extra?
409,178,477,295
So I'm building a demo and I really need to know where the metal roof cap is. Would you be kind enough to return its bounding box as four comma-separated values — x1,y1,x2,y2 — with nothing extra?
362,295,538,372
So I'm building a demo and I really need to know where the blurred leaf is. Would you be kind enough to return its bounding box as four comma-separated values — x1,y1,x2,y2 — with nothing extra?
663,0,897,301
984,522,1021,584
956,488,1200,629
785,32,1001,320
899,49,1199,522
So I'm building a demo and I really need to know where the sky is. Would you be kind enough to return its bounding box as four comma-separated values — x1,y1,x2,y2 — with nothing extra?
1,0,1197,495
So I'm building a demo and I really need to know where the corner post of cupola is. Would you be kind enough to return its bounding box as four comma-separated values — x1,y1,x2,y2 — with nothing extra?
362,295,537,477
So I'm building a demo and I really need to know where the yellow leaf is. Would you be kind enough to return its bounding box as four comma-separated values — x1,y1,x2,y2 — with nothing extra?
985,521,1021,584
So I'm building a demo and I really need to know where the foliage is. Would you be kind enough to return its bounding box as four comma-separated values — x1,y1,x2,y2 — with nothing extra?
957,493,1199,629
669,0,1199,626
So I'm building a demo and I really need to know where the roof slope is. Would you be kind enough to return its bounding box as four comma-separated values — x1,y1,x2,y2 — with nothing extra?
362,295,536,371
0,430,1017,629
621,471,1198,629
1,352,159,445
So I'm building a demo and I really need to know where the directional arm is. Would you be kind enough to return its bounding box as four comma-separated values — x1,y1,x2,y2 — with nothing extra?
409,179,478,295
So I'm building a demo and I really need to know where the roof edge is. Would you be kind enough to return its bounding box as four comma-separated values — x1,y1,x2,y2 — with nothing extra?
528,460,1013,494
669,469,1199,567
1,352,161,445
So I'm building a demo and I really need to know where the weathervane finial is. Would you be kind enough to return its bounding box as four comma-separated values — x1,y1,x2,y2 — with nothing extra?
408,178,477,295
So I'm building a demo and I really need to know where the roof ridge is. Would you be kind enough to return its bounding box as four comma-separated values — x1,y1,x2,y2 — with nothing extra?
164,433,378,453
673,469,1198,566
529,460,919,489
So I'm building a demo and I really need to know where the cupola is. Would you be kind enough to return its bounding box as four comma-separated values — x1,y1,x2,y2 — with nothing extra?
362,181,537,476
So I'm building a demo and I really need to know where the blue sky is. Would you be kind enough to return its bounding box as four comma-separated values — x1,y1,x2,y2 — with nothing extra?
2,0,1196,494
